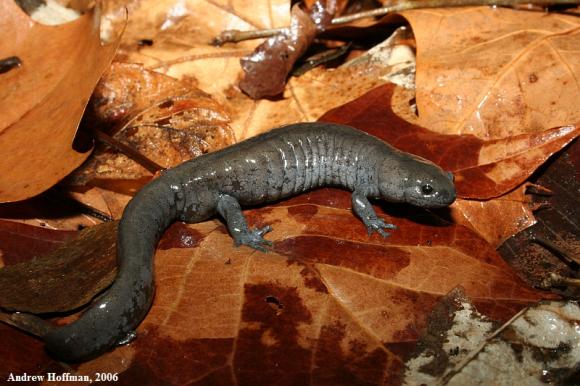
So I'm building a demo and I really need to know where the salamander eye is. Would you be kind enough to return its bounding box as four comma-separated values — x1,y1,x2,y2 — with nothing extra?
421,184,433,195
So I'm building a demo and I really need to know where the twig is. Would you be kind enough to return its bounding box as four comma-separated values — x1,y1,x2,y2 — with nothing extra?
213,0,580,45
92,128,164,174
541,272,580,288
212,28,286,45
291,43,352,76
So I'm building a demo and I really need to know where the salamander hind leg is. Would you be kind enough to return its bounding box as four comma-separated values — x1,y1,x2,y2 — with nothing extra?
217,194,273,252
352,187,398,238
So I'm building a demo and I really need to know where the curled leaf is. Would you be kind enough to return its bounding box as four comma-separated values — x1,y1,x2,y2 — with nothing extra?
0,1,120,202
69,63,235,192
239,5,317,99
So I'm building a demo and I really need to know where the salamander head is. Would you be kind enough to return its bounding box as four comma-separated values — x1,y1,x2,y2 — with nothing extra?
378,155,456,208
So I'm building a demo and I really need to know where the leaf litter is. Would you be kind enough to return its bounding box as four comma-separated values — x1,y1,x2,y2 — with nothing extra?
1,0,579,384
404,287,580,385
0,0,119,202
68,62,235,193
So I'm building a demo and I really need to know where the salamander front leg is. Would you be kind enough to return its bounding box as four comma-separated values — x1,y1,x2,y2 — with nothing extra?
217,194,272,252
352,187,397,238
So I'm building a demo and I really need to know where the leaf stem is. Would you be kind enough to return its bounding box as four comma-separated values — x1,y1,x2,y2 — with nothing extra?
542,273,580,288
213,0,580,45
92,128,164,174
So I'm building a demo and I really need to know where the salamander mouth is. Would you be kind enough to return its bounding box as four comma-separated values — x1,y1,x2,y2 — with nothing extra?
404,189,456,208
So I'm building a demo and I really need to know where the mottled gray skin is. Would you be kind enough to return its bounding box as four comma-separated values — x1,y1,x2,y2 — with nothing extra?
44,122,455,361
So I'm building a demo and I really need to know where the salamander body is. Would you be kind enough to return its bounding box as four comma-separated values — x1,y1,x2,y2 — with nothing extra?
44,122,456,361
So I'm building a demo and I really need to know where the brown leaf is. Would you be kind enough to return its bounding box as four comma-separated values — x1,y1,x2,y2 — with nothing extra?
0,1,119,202
402,7,580,139
499,138,580,291
319,84,579,199
451,184,536,247
55,190,550,383
104,0,400,141
0,221,117,313
0,220,76,266
70,63,235,191
239,5,317,99
0,187,116,231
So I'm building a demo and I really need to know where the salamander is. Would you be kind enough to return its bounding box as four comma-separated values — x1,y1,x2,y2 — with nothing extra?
44,122,456,361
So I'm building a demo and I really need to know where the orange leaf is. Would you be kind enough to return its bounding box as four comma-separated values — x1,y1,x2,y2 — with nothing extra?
0,1,119,202
320,84,578,199
402,6,580,139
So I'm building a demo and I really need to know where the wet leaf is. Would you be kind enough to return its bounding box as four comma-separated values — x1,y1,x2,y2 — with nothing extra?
0,220,76,266
402,6,580,139
320,85,579,199
0,0,119,202
406,288,578,385
50,189,550,383
319,84,579,199
0,221,117,313
239,3,326,99
319,83,577,245
451,184,536,247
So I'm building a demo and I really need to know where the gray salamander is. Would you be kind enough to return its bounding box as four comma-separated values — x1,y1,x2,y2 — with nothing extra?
44,122,456,361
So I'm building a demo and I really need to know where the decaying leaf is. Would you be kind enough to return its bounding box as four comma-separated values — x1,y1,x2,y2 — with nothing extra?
0,220,76,267
0,221,117,313
239,4,317,99
320,84,579,199
499,138,580,291
53,187,550,383
69,62,235,192
405,287,578,385
402,6,580,139
0,0,119,202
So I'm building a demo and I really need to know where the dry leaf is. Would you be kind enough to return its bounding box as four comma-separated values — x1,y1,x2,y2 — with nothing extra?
0,0,119,202
70,62,235,191
320,84,579,199
239,5,317,99
402,6,580,139
451,184,536,247
101,0,401,140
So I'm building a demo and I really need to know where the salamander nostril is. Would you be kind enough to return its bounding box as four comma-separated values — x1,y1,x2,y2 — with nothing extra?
421,184,433,195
